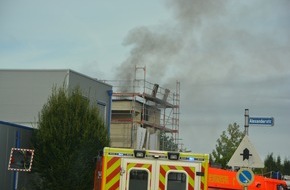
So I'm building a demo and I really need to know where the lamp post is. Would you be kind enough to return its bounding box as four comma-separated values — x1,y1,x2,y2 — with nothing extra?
244,109,249,135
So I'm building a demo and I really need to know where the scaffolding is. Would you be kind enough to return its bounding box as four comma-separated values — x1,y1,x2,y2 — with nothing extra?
105,66,180,150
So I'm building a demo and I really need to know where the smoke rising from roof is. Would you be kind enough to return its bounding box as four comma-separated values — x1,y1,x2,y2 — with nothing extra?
117,0,289,85
115,0,290,157
116,0,229,84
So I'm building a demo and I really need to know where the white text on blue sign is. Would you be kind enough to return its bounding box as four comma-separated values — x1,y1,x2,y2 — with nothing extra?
248,117,274,126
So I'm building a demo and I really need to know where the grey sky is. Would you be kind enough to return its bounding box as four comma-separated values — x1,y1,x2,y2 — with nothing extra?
1,0,289,160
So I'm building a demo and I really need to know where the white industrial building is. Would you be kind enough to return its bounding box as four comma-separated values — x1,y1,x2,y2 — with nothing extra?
0,69,112,189
0,69,112,128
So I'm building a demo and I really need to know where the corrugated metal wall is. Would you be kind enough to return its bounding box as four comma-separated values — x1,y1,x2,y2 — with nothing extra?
0,121,34,190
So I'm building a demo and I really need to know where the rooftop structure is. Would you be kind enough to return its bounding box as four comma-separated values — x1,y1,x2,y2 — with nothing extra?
104,66,180,150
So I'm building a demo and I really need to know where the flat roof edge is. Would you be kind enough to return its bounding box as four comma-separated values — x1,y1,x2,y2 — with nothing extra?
0,69,112,87
0,120,34,130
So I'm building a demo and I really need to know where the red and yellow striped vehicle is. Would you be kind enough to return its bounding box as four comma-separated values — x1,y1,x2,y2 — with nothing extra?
94,147,209,190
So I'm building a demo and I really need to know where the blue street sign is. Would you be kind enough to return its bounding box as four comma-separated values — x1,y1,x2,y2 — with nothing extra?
236,168,254,186
248,117,274,126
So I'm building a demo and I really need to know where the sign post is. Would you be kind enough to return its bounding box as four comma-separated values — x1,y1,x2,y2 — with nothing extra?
244,109,249,135
244,109,274,135
229,109,273,189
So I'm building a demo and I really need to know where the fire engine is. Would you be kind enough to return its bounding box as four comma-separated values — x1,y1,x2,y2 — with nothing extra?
94,147,209,190
208,167,288,190
93,147,288,190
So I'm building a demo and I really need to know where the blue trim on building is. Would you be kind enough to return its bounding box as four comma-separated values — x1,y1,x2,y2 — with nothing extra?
107,89,113,137
13,131,21,190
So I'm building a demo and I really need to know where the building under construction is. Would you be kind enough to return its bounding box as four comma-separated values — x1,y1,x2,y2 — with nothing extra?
105,66,180,151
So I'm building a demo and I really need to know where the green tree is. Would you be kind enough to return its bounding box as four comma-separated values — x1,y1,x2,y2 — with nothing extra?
283,159,290,175
276,155,282,171
263,153,276,176
210,123,245,168
32,87,110,190
160,132,178,151
263,153,290,176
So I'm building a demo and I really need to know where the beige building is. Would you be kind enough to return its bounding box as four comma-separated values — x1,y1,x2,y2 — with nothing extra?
111,99,161,149
106,66,180,150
